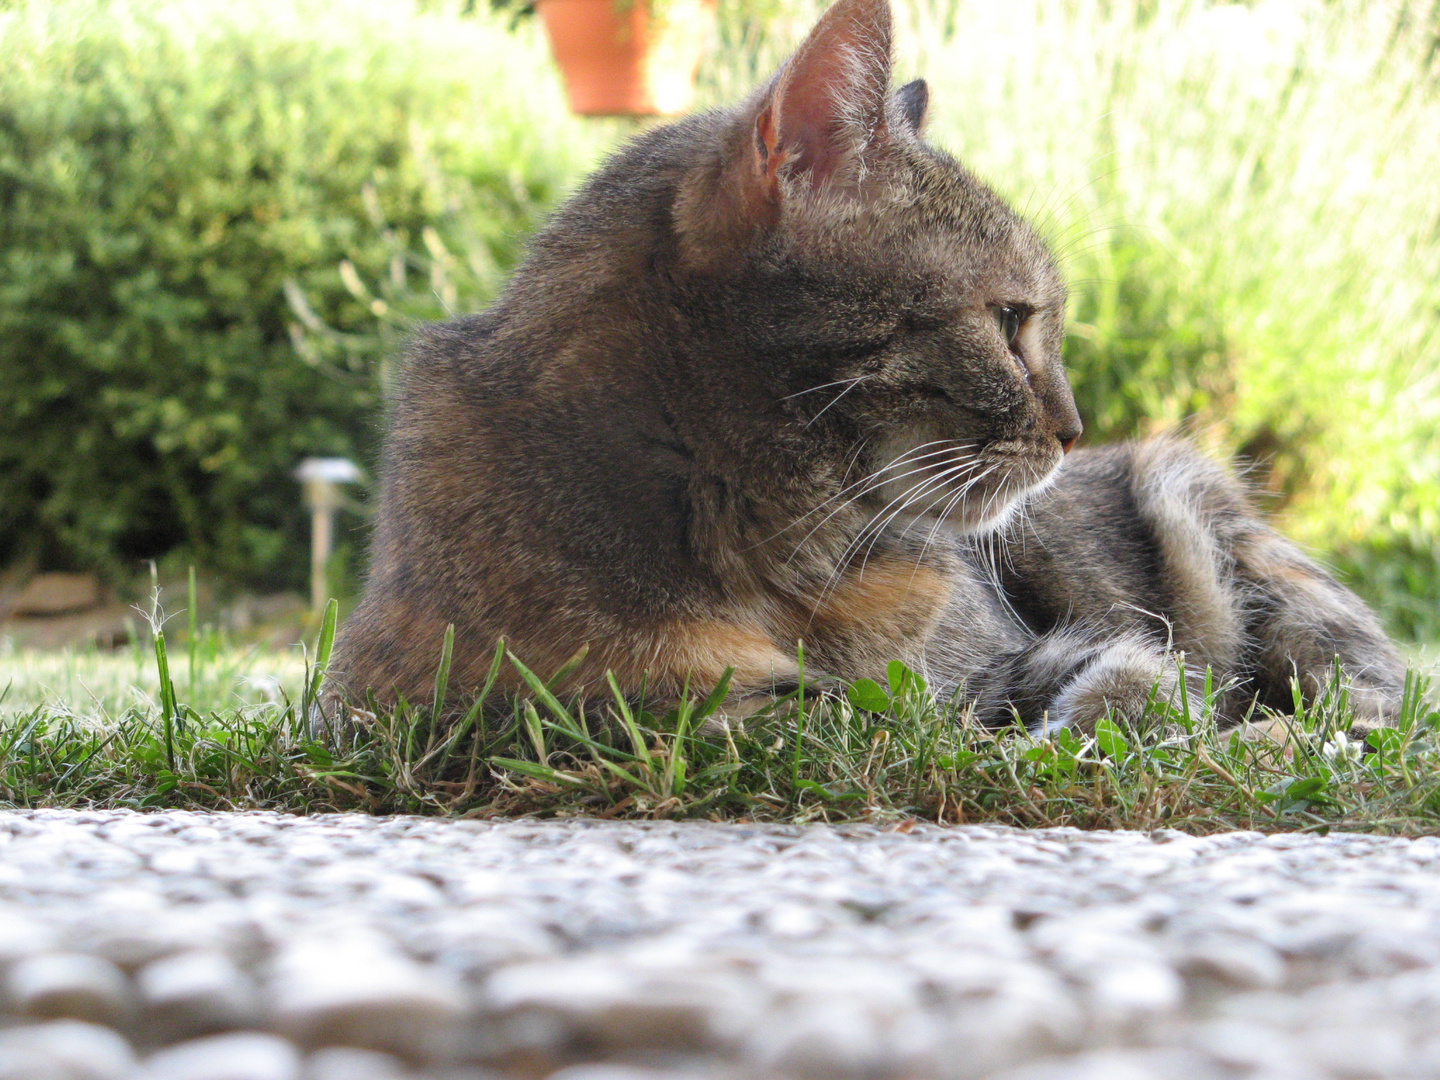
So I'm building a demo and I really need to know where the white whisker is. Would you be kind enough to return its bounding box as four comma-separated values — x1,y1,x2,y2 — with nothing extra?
804,375,871,427
780,376,867,401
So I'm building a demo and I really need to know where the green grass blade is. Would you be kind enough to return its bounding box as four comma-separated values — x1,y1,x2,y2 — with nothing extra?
187,565,199,697
607,671,653,768
695,667,734,724
489,756,594,789
431,638,507,766
522,701,548,766
546,644,590,690
790,642,807,800
432,623,455,718
153,628,178,774
302,598,339,737
507,651,575,724
595,757,650,791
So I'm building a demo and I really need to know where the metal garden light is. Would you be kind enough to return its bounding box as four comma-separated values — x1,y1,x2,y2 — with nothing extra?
295,457,362,613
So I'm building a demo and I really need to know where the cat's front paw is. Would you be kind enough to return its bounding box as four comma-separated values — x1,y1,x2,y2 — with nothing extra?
1046,639,1182,735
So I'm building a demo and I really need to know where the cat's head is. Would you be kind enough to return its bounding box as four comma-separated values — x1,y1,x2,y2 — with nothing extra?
671,0,1082,535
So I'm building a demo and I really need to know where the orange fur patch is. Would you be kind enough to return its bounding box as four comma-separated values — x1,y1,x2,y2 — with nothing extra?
606,619,798,697
807,562,952,639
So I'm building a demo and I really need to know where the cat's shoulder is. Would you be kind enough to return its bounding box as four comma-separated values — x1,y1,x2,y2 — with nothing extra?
393,310,538,409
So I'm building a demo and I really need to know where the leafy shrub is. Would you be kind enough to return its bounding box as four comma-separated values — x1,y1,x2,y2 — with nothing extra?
0,0,602,588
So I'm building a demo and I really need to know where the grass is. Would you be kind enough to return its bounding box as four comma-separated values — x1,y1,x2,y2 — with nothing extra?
4,597,1440,834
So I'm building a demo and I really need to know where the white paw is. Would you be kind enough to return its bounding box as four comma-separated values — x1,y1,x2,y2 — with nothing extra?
1047,639,1181,734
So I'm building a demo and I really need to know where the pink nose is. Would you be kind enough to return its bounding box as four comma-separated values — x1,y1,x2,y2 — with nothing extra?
1061,435,1079,454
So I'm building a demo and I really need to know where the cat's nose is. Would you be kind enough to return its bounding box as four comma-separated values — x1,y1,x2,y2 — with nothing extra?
1047,389,1083,454
1057,417,1082,453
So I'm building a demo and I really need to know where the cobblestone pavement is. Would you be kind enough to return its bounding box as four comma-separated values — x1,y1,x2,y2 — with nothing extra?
1,812,1439,1080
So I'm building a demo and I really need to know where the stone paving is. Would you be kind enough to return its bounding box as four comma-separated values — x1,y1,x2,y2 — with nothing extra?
1,811,1438,1079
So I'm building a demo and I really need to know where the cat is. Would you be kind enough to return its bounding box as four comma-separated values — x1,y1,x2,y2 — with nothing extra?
324,0,1404,734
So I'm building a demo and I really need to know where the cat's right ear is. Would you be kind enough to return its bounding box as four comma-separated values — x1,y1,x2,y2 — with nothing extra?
752,0,894,192
674,0,895,271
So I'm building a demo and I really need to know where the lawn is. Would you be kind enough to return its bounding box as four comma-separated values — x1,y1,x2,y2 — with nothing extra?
3,599,1439,833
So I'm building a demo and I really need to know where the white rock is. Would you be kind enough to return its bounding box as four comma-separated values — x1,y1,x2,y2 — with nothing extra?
1084,961,1184,1027
487,959,754,1052
746,1000,883,1080
926,963,1083,1080
1174,935,1285,990
1189,1020,1303,1073
747,998,939,1080
303,1047,407,1080
1295,1022,1408,1077
269,931,464,1063
408,910,557,978
546,1068,716,1080
62,897,222,969
755,958,918,1014
989,1048,1232,1080
0,1020,134,1080
139,950,260,1037
7,952,132,1024
0,908,59,965
134,1032,301,1080
760,904,828,938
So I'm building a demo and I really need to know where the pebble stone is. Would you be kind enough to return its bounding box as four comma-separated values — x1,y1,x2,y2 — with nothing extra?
269,931,464,1062
2,812,1440,1077
139,951,260,1039
301,1047,409,1080
0,1020,134,1080
6,952,132,1025
133,1032,301,1080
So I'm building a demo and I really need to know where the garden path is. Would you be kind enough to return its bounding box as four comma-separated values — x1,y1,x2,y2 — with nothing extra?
1,811,1436,1079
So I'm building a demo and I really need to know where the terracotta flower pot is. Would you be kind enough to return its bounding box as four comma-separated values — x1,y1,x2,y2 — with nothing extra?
537,0,719,117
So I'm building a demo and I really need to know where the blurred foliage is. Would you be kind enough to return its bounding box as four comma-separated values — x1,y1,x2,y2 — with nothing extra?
0,0,601,590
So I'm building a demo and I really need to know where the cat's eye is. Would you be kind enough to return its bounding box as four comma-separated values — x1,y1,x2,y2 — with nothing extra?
994,305,1024,348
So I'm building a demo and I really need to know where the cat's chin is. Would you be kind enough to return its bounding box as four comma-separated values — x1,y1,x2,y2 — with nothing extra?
944,465,1059,537
941,463,1059,537
872,434,1064,537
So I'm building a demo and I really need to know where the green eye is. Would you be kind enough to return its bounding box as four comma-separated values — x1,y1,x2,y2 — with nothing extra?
995,305,1023,348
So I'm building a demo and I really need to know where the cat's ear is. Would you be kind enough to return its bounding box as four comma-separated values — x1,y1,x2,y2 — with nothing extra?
896,79,929,134
753,0,894,190
672,0,894,271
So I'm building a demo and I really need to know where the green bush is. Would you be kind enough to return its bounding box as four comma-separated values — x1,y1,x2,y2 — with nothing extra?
0,0,602,589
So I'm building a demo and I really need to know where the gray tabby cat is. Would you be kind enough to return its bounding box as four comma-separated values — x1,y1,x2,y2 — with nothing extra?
326,0,1404,733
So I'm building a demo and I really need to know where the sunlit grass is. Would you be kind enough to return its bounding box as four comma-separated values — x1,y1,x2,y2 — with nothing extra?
0,642,306,721
3,606,1440,833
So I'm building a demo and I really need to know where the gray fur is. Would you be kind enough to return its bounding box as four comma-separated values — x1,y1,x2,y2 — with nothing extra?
326,0,1403,734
